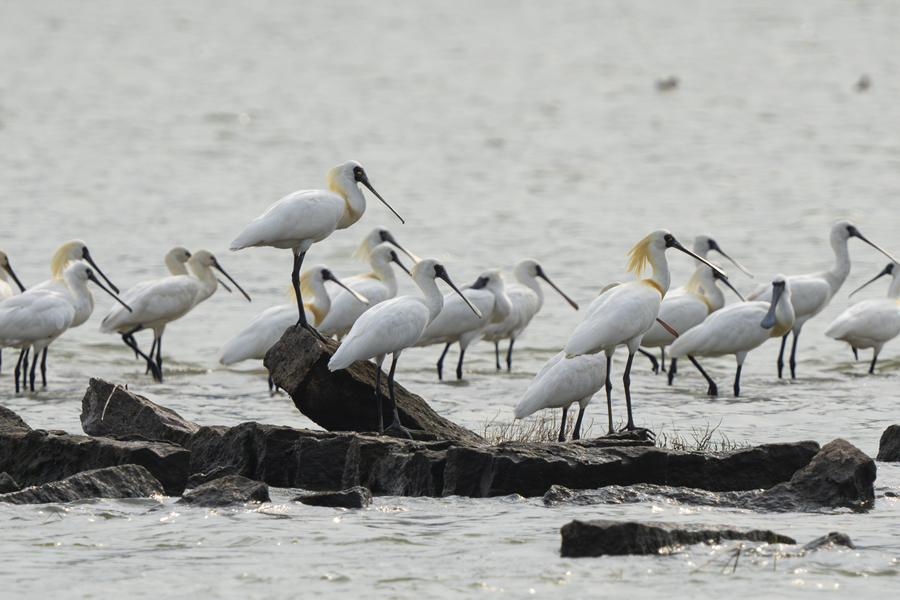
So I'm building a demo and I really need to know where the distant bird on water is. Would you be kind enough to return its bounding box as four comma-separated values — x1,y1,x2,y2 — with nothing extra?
229,161,404,341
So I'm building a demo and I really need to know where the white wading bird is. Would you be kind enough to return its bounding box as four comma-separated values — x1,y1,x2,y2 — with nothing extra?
669,275,794,397
824,262,900,373
640,235,752,372
100,250,250,381
217,265,369,390
317,243,411,338
0,262,130,393
414,268,511,380
229,161,403,341
328,258,481,436
640,264,745,383
563,230,725,433
0,250,27,375
480,259,579,372
513,350,608,442
748,220,897,379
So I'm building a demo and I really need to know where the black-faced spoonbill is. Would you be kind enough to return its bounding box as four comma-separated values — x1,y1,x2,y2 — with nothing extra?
747,220,898,379
328,258,481,437
824,262,900,373
563,230,726,432
229,161,403,342
100,249,250,381
514,350,607,442
414,268,511,380
217,265,369,391
669,275,794,397
0,262,130,392
0,250,27,375
480,259,579,372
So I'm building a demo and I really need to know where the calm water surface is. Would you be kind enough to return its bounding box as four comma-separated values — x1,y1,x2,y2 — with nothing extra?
1,0,899,597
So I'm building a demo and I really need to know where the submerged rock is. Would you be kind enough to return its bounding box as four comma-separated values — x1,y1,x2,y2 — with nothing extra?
81,378,200,446
559,520,795,557
264,325,484,444
0,465,164,504
543,483,758,508
295,486,372,509
801,532,855,552
176,475,270,507
876,425,900,462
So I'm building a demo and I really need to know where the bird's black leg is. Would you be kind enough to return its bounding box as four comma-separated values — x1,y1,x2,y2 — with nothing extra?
122,333,161,381
29,350,38,392
267,374,274,393
869,352,878,375
455,347,465,380
572,406,586,441
292,251,326,342
40,348,48,387
374,364,384,434
605,355,614,435
494,342,501,370
155,332,164,381
776,334,788,379
436,343,451,380
14,349,25,394
687,355,718,396
667,357,678,385
660,347,667,373
385,354,411,438
733,364,742,397
788,331,799,379
145,339,157,374
558,406,568,443
1,349,3,375
852,347,858,361
622,352,636,430
638,348,659,374
22,348,30,391
506,338,514,371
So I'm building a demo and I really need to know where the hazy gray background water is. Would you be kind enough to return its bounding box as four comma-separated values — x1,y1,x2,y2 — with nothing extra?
1,0,899,597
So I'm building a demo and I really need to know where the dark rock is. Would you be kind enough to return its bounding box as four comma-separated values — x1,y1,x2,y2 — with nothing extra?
0,426,189,496
801,532,855,552
264,325,484,444
442,440,819,498
0,406,31,435
341,435,450,496
752,439,876,511
81,378,200,446
543,483,759,508
560,520,795,557
0,472,20,494
0,465,164,504
187,465,241,489
296,486,372,509
876,425,900,462
176,475,270,507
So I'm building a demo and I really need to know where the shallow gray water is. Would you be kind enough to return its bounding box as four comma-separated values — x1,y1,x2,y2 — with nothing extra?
1,0,899,597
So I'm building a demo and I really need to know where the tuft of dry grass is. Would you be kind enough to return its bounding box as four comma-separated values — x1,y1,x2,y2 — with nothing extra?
653,419,747,452
481,410,596,444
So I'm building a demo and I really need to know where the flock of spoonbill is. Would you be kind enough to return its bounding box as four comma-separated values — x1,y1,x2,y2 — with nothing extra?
3,158,900,443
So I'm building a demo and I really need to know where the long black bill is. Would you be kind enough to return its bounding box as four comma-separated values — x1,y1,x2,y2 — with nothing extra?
850,228,900,264
217,278,233,292
535,265,579,309
468,276,490,290
707,239,753,278
88,272,132,313
713,269,746,301
850,263,895,298
390,251,411,276
381,230,421,264
436,265,482,318
82,248,120,294
358,174,405,225
211,260,251,302
760,281,785,329
322,269,369,305
668,238,729,280
2,262,26,292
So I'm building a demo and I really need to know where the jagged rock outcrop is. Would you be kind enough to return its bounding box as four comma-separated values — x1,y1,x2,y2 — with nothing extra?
264,325,484,444
296,486,372,508
876,425,900,462
0,472,21,494
176,475,270,507
0,465,164,504
559,520,795,557
81,378,200,446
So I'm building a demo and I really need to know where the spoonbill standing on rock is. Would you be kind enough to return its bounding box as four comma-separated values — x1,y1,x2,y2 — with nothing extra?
328,258,482,437
0,250,27,375
824,262,900,374
480,259,579,372
229,161,404,342
563,230,726,433
747,220,898,379
101,250,250,381
669,275,794,397
0,262,130,393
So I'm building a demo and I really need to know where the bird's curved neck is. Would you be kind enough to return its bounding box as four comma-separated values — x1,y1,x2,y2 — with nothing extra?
770,291,795,338
646,249,671,297
335,184,366,230
829,235,852,287
62,275,94,314
889,272,900,299
370,259,399,296
491,286,513,323
699,271,725,311
418,278,445,326
166,255,189,276
189,263,218,301
305,278,332,326
518,275,544,310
